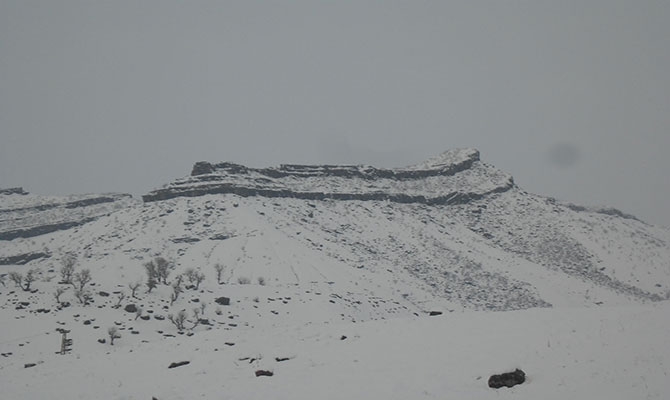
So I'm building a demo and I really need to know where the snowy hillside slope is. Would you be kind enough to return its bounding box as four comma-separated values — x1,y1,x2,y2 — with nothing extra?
1,149,669,399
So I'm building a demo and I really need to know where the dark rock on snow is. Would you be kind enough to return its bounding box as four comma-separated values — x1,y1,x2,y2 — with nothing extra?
488,368,526,389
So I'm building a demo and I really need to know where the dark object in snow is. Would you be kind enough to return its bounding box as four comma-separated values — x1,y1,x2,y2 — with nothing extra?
83,320,92,325
124,304,138,313
24,363,36,368
275,357,290,362
98,291,110,297
168,361,190,369
98,339,106,344
429,311,443,316
215,296,231,306
488,368,526,388
340,335,347,340
255,370,273,377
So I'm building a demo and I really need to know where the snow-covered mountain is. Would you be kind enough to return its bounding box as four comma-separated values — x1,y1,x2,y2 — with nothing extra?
1,149,669,399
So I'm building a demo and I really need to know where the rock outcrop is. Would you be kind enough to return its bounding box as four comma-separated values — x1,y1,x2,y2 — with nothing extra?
143,149,515,205
0,193,136,241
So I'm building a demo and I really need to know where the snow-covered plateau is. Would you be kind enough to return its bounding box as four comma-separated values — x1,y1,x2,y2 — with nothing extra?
1,148,669,399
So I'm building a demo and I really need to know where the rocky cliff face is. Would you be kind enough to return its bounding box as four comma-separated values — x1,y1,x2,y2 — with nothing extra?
143,148,514,205
0,192,137,242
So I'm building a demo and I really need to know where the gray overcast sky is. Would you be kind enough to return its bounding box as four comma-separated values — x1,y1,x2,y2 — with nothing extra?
1,1,668,227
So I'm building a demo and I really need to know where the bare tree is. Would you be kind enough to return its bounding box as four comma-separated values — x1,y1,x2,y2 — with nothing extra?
60,253,76,284
128,282,141,298
54,287,66,304
8,270,36,291
0,274,6,287
170,283,182,306
8,272,23,289
74,288,92,305
168,310,187,331
144,256,174,286
185,268,206,290
191,307,201,329
213,263,225,284
73,269,92,291
23,269,37,291
155,257,173,285
114,292,126,308
144,260,158,290
108,327,121,345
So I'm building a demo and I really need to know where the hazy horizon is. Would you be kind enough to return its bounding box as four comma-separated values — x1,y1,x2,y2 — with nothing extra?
1,1,668,227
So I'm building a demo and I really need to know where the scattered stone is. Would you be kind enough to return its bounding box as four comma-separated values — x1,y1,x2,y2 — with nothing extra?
98,339,106,344
98,291,110,297
224,342,235,346
24,363,37,369
124,304,138,313
140,315,151,321
429,311,443,316
255,370,273,377
168,361,190,369
83,320,92,325
340,335,347,340
275,357,290,362
488,369,526,389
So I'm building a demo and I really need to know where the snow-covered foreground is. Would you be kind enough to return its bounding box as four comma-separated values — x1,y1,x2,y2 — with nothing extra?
2,303,669,400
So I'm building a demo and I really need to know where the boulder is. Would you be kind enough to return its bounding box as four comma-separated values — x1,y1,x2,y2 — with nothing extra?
124,304,138,313
215,297,231,306
488,369,526,389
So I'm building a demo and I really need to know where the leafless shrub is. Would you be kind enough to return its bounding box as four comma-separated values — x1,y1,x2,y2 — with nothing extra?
144,256,174,286
108,327,121,345
168,310,187,331
184,268,206,290
73,269,92,291
9,272,23,289
213,263,225,284
0,274,5,287
257,276,266,286
170,276,183,306
237,276,251,285
128,281,141,298
191,308,201,329
54,287,66,304
60,253,76,284
114,292,126,308
23,269,37,291
155,257,173,284
74,288,92,305
9,270,37,291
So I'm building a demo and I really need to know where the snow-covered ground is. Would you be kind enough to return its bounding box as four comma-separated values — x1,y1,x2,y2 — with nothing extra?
2,299,668,399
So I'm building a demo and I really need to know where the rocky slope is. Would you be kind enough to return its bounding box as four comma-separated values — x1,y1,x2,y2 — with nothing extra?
1,149,668,312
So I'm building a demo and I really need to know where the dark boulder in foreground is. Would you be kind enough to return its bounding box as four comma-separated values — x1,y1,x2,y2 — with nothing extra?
255,370,273,377
488,368,525,388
